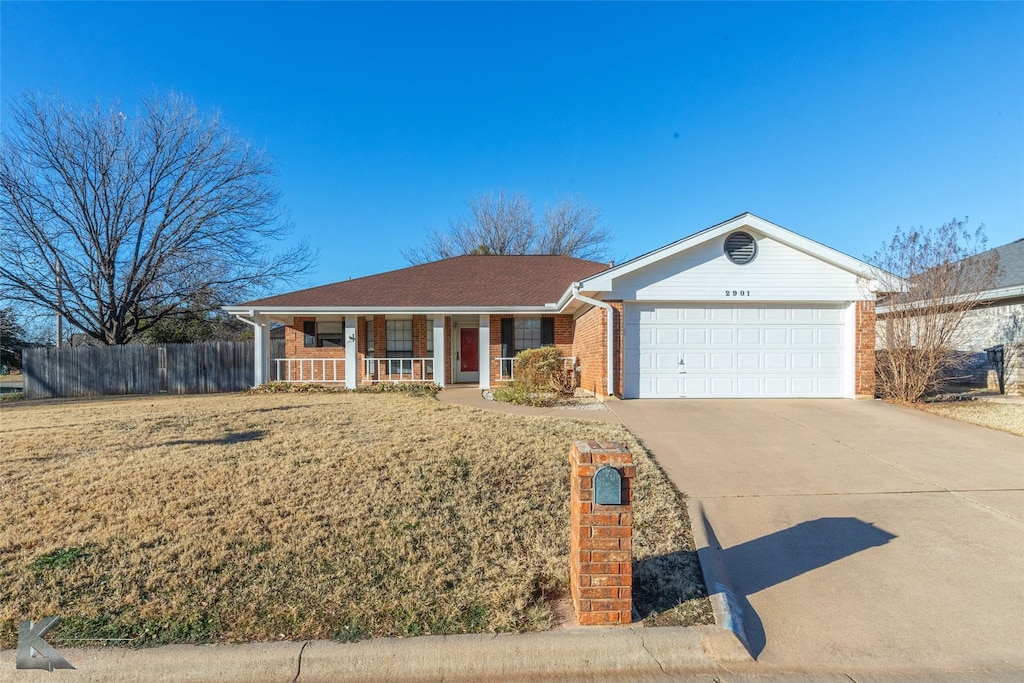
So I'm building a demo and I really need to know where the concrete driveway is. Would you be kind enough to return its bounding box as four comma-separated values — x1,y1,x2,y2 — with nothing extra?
610,399,1024,673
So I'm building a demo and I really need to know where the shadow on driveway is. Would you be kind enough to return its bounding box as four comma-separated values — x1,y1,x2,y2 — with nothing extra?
699,511,896,659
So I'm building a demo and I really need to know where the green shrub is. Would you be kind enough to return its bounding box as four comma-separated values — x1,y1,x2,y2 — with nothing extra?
491,382,558,407
491,347,577,407
247,381,441,398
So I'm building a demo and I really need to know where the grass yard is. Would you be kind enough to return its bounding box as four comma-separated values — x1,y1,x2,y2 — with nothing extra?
917,400,1024,437
0,390,711,648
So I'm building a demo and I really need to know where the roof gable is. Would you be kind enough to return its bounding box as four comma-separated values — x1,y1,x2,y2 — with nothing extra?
578,213,878,293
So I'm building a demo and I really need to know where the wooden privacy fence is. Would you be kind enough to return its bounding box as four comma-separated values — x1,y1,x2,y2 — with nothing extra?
23,342,255,399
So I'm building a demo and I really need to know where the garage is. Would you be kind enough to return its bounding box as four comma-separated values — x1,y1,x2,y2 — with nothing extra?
624,303,847,398
567,213,878,400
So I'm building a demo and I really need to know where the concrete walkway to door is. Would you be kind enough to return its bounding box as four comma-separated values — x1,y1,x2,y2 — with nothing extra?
609,398,1024,674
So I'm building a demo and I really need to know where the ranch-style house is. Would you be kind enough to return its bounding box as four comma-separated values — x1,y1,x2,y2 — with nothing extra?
224,213,880,399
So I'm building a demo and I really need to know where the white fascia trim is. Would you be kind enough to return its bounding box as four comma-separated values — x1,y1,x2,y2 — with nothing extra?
877,284,1024,314
222,305,559,317
575,213,883,293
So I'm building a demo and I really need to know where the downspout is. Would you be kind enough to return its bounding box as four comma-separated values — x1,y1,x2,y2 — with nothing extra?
233,312,265,386
570,284,616,397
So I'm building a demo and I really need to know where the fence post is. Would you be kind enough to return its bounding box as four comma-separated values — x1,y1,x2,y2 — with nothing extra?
568,440,635,625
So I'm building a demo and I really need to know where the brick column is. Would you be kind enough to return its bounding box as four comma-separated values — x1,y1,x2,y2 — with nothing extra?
568,440,634,625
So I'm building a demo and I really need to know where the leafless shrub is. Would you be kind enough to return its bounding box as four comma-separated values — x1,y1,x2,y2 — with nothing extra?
870,218,1000,402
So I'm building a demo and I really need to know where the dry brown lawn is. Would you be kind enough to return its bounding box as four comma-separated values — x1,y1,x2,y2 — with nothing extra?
917,400,1024,437
0,390,710,648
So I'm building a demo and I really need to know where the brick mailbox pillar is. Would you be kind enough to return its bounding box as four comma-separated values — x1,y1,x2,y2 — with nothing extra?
568,440,635,625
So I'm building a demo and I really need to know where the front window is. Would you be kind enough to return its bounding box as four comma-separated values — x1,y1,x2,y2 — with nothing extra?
303,319,345,348
365,320,375,356
514,318,542,352
386,320,413,358
386,319,413,375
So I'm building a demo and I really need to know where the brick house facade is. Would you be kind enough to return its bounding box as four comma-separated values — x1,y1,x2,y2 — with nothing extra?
227,214,881,399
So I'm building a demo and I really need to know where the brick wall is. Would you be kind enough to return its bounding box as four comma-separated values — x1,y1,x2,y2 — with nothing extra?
572,306,606,397
855,301,877,398
568,440,634,625
283,317,346,382
608,301,623,397
488,314,574,385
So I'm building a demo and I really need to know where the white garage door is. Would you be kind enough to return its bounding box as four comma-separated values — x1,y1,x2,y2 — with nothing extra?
624,304,846,398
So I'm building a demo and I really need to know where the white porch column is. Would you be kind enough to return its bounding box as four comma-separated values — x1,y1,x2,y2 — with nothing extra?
254,314,270,386
432,316,445,387
345,316,358,389
478,314,490,390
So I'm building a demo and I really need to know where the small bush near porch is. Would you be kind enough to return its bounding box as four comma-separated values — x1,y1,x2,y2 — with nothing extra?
0,391,710,648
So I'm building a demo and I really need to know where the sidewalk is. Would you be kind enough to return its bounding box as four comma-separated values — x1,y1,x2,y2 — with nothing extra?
1,626,733,682
437,385,622,423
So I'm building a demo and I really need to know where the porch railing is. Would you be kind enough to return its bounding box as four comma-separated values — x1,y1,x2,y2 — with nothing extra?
363,357,435,383
497,356,576,382
273,358,345,383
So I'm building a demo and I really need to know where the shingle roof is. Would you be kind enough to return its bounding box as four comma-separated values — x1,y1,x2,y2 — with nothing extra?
240,255,610,308
987,238,1024,289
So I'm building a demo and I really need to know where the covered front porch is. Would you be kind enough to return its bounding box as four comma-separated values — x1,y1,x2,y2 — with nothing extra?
240,311,578,391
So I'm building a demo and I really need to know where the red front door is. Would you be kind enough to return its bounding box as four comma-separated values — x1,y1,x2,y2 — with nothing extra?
460,328,479,372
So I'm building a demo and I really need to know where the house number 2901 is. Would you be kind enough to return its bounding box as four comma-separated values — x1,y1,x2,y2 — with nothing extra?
725,290,750,297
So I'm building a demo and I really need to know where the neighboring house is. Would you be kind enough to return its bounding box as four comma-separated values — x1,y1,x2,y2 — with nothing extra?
224,213,880,399
953,238,1024,394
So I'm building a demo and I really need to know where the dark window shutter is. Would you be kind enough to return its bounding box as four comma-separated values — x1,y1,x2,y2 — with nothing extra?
341,317,346,347
303,321,316,347
541,318,555,346
501,318,514,357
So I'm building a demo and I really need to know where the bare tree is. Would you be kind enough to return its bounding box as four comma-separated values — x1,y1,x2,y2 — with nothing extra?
537,196,612,260
0,91,312,345
402,190,611,264
870,218,1001,402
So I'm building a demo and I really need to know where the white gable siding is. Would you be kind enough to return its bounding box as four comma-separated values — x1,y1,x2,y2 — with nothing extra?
610,234,864,303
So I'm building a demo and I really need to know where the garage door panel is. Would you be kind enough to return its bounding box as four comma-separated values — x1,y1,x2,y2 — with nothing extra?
818,377,842,394
682,352,706,370
684,329,707,344
791,328,815,345
818,354,841,370
710,328,734,345
710,353,734,370
737,353,761,370
792,353,814,369
710,377,736,394
737,377,761,394
682,376,709,395
656,328,680,345
655,376,680,395
792,377,815,394
655,352,678,370
738,328,761,345
625,303,847,398
818,328,841,345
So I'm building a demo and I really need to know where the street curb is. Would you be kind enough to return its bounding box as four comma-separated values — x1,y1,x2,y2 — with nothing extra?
2,627,724,682
688,499,755,663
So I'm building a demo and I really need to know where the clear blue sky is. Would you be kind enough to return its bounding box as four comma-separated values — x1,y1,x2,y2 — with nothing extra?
3,1,1022,291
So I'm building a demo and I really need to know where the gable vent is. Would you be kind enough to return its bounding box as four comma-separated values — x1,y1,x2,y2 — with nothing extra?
724,231,757,264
